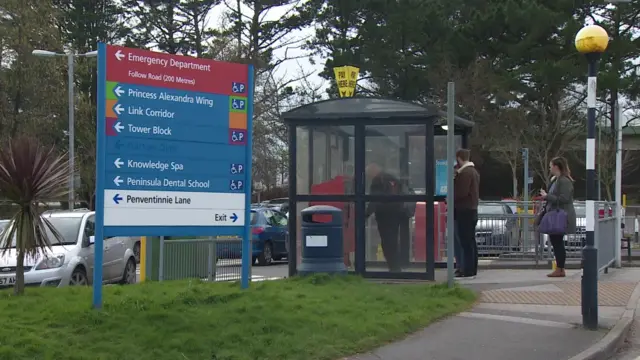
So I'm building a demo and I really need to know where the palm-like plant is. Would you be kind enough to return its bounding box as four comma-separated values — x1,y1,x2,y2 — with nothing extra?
0,137,69,295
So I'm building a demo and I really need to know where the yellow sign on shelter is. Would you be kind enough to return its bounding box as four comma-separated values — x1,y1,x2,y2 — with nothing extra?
333,66,360,97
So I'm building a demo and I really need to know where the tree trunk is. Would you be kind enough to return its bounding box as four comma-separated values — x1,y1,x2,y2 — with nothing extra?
511,166,518,198
14,249,25,295
236,0,242,59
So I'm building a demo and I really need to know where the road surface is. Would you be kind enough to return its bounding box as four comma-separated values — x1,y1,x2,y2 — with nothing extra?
609,320,640,360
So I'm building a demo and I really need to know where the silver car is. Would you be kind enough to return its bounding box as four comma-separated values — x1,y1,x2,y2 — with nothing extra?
0,210,137,288
476,202,519,254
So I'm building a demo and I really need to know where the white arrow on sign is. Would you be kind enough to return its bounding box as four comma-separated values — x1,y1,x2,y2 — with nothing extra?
114,104,124,115
114,86,124,97
115,50,125,61
114,122,124,133
113,176,123,186
114,158,124,169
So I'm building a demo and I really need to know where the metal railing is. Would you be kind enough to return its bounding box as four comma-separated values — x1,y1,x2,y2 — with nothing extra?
379,200,620,266
435,201,548,262
159,237,243,282
595,204,617,272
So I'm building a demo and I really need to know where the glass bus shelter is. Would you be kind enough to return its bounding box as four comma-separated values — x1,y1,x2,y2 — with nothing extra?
283,98,473,280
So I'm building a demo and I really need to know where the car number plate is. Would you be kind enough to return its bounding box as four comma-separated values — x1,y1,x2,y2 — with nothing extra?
0,276,16,285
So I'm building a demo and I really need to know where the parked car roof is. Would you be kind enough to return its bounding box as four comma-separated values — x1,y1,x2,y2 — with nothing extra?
41,209,92,218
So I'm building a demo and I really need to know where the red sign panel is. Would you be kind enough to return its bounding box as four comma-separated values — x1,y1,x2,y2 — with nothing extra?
105,45,249,95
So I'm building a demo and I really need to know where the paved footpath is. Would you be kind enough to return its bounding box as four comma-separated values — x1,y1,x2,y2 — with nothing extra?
346,268,640,360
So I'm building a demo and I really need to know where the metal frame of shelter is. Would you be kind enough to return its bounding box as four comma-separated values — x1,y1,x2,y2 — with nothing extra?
283,97,473,280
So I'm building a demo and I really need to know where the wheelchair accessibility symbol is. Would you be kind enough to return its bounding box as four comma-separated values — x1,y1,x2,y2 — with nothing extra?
230,180,244,191
231,131,244,142
232,82,246,94
230,163,244,174
229,129,246,144
231,98,246,110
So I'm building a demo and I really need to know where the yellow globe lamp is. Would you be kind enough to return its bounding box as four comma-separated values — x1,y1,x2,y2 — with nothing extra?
575,25,609,54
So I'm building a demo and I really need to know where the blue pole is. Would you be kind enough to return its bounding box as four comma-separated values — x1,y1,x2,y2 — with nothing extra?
241,65,255,290
93,42,107,309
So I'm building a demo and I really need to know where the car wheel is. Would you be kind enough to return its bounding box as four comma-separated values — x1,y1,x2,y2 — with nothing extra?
133,241,141,263
257,242,273,266
69,267,88,286
120,258,136,285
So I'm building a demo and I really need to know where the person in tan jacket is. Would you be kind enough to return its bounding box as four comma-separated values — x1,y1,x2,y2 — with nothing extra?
453,149,480,277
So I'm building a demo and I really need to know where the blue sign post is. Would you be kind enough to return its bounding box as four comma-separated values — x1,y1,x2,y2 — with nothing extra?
94,43,254,308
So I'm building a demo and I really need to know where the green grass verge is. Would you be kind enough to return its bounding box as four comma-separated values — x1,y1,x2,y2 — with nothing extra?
0,275,475,360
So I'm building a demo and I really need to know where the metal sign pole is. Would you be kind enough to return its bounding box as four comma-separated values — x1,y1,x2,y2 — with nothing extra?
522,148,530,250
446,82,456,288
614,100,622,267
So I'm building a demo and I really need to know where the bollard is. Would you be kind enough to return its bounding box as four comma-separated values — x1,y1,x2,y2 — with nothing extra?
298,205,347,275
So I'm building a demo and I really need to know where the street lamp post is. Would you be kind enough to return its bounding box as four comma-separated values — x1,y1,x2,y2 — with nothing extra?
31,49,98,210
575,24,609,330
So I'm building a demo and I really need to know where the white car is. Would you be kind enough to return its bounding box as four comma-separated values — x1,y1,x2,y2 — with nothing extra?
0,210,137,288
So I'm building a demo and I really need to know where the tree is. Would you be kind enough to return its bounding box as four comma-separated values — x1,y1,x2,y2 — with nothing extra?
483,107,529,197
0,0,67,144
595,130,640,200
221,0,314,193
576,1,640,133
0,137,69,295
525,93,585,186
303,0,369,97
125,0,190,54
179,0,221,57
54,0,132,208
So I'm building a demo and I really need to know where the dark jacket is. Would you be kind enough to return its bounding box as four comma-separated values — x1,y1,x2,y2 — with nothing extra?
454,162,480,211
365,171,403,217
545,175,577,234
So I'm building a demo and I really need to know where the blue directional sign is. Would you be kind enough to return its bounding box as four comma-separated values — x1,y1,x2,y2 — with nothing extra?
93,43,254,307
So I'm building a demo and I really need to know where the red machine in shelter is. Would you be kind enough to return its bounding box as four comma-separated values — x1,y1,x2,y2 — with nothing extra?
309,176,355,267
413,202,446,262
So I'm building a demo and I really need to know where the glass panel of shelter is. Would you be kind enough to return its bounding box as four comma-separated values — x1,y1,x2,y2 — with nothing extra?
295,125,355,195
294,125,356,272
363,124,429,274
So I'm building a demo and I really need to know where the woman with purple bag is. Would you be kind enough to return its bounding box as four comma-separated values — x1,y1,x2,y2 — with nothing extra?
537,157,577,278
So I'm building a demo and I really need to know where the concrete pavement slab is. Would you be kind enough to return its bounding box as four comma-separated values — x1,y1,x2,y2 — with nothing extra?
471,303,624,329
346,313,605,360
346,268,640,360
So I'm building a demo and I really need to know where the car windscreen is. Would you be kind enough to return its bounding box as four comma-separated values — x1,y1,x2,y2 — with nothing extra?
478,204,505,215
3,217,82,247
250,211,257,225
574,205,586,217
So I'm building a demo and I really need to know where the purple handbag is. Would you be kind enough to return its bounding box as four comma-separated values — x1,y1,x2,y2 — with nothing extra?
538,208,568,235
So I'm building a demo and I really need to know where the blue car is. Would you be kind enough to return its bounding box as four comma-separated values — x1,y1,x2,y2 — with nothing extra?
216,207,289,266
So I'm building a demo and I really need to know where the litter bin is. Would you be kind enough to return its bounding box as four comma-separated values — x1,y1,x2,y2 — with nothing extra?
299,205,347,275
